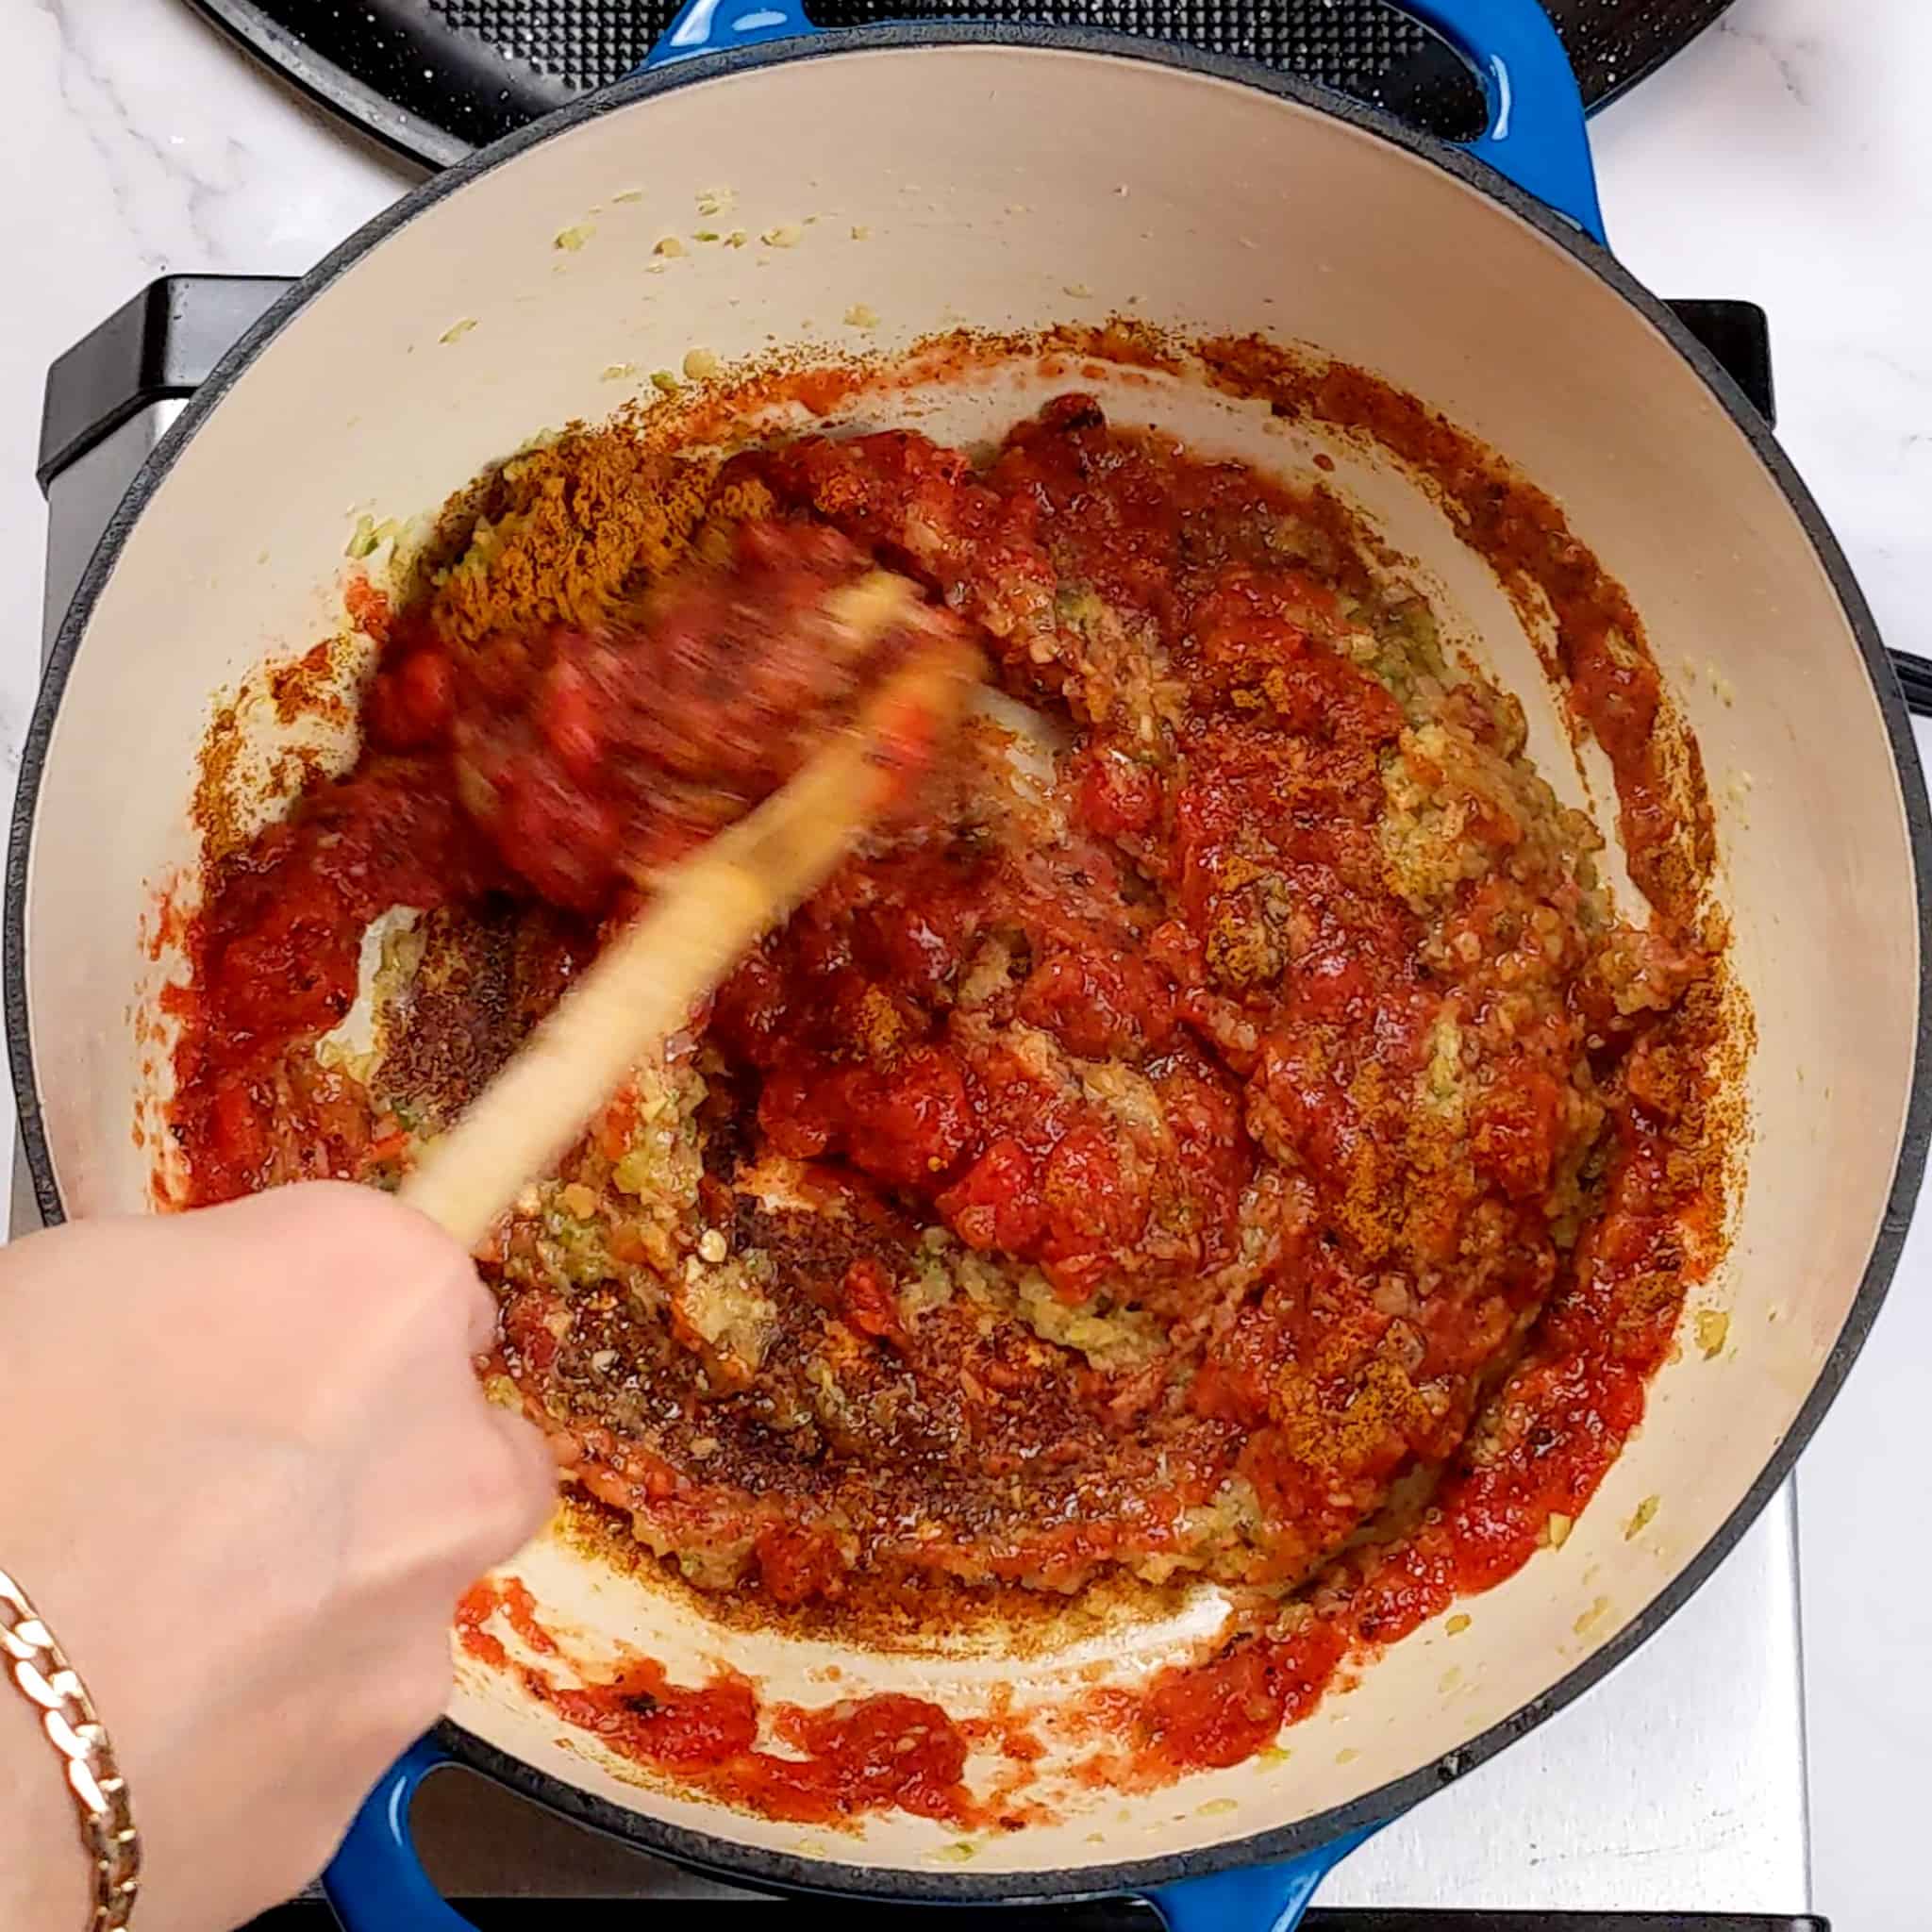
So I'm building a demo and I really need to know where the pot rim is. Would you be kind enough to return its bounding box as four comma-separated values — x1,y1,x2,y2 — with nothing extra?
9,24,1928,1906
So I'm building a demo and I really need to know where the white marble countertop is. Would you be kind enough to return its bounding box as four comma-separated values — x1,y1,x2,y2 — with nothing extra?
5,2,1929,1926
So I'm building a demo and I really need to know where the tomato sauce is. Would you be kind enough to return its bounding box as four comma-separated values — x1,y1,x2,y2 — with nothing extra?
1128,1621,1350,1777
458,1578,993,1828
166,757,491,1202
171,379,1732,1822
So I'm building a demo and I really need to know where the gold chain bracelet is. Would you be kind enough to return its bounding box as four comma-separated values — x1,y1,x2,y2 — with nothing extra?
0,1566,140,1930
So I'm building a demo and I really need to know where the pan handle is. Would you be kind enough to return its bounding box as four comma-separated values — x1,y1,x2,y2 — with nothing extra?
1890,647,1932,720
1143,1823,1379,1932
323,1743,1390,1926
635,0,1604,242
320,1734,474,1932
1379,0,1605,242
643,0,820,67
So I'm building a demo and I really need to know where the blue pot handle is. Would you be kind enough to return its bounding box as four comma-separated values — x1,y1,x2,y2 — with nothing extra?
1145,1822,1380,1932
1388,0,1605,240
325,1735,1384,1928
321,1735,475,1932
645,0,818,66
639,0,1602,242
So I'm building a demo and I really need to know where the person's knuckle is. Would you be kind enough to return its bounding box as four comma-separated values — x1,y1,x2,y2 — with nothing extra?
414,1242,486,1324
377,1258,484,1370
228,1180,461,1322
329,1180,467,1273
273,1176,391,1241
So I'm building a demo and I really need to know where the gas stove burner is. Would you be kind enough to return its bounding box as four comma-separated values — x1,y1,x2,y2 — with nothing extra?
187,0,1736,170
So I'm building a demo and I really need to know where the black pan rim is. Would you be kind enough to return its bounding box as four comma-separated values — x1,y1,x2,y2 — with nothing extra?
187,0,463,170
9,21,1927,1909
181,0,1740,172
1586,0,1735,115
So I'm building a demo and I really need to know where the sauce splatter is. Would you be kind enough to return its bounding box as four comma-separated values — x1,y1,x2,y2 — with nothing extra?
458,1578,1015,1829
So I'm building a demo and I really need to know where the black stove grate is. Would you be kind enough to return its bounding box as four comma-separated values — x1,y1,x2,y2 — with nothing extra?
430,0,658,92
428,0,1452,101
190,0,1735,170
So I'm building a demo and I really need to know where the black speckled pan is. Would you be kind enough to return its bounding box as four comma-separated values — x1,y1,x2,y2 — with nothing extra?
187,0,1734,168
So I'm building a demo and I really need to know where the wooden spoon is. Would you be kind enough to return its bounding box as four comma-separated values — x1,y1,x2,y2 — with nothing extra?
398,572,982,1251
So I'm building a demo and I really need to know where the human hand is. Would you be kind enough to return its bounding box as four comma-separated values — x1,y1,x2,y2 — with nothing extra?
0,1182,555,1932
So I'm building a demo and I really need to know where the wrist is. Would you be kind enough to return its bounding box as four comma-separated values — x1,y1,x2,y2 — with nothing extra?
0,1642,92,1931
0,1561,140,1932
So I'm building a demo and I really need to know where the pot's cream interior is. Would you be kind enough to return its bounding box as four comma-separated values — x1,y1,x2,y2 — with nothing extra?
22,47,1921,1878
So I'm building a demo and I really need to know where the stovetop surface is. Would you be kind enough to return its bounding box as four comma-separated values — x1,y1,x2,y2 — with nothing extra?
24,288,1817,1928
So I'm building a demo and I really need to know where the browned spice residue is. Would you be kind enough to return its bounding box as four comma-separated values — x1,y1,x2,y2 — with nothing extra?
190,695,251,867
268,639,349,726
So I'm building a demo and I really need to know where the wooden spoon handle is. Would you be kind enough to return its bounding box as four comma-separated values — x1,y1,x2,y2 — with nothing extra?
400,587,977,1250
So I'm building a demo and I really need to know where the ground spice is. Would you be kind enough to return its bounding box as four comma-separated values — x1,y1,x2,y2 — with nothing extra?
419,425,722,650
